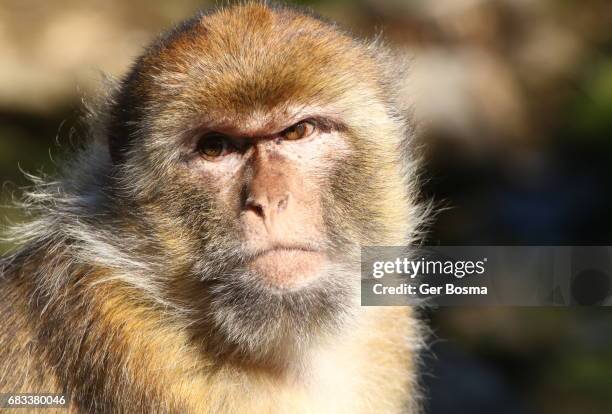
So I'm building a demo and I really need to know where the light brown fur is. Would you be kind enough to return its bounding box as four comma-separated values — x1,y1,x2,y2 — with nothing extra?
1,3,425,413
1,264,421,412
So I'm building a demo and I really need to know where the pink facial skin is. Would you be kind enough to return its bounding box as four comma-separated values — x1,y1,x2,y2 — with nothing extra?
183,109,352,289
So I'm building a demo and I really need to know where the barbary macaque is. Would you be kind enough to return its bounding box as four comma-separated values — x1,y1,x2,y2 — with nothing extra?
0,3,426,413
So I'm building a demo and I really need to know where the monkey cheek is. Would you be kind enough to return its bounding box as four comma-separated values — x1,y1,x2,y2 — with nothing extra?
248,250,328,289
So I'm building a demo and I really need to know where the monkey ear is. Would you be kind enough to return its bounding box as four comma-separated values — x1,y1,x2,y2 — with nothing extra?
104,74,139,166
77,73,123,161
76,72,136,166
375,46,420,153
381,48,414,117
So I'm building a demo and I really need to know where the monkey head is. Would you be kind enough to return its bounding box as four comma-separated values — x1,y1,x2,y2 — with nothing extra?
104,3,419,363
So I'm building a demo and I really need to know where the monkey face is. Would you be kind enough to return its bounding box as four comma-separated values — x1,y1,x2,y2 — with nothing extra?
107,4,416,359
180,115,354,290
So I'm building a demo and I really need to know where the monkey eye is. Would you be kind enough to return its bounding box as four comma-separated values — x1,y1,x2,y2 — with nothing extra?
281,121,316,141
197,133,233,159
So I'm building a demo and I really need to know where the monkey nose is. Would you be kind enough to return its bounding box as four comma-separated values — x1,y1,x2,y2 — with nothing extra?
245,193,290,220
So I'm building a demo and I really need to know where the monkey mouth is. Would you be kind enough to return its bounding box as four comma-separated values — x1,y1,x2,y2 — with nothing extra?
249,244,320,257
245,245,328,288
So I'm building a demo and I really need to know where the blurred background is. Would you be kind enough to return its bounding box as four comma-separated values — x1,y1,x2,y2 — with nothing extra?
1,0,611,412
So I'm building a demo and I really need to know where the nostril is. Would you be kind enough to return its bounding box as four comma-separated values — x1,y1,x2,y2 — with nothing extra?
245,197,266,218
252,204,265,218
277,193,289,212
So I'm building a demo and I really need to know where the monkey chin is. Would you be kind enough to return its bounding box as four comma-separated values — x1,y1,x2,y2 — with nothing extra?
247,248,328,289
